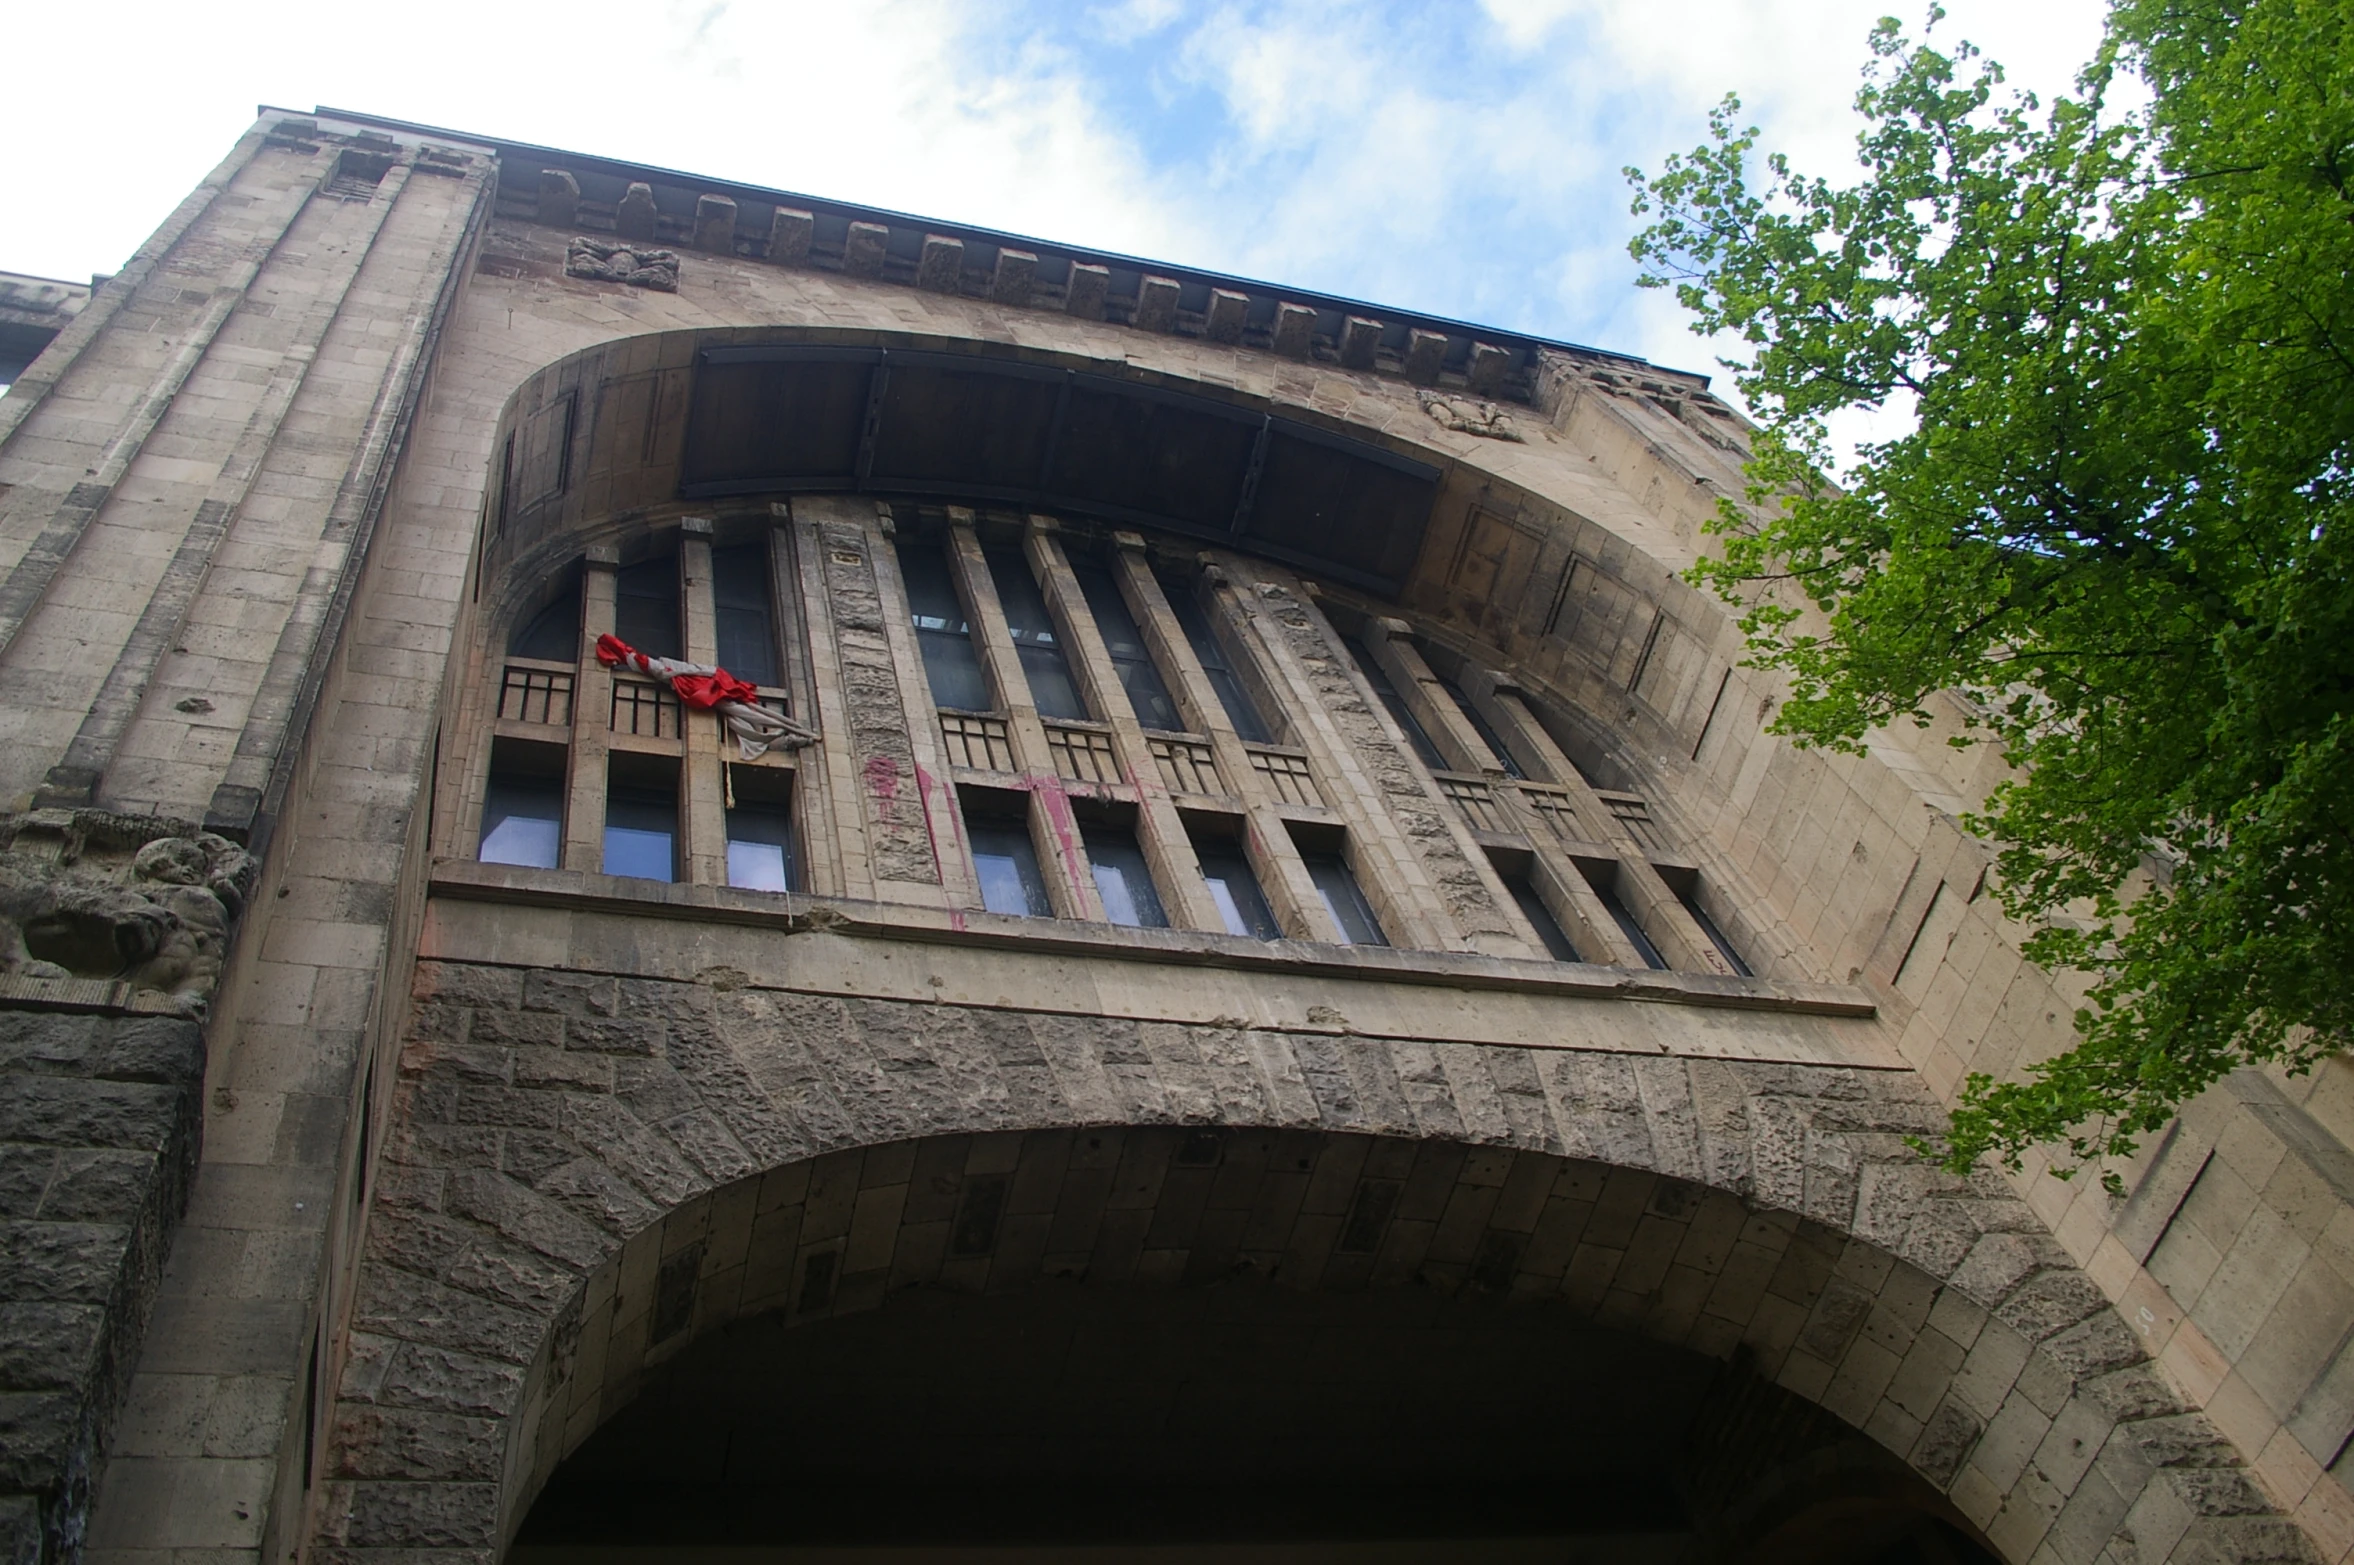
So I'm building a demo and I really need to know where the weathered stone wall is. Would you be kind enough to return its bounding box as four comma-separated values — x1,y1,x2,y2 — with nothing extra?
0,1010,202,1565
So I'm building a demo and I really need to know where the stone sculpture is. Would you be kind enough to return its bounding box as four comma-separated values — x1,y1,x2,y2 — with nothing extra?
563,237,681,292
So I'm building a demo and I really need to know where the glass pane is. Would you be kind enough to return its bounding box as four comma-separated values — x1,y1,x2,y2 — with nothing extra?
604,787,676,882
1343,637,1446,770
509,591,580,662
1165,583,1271,743
968,820,1052,917
726,803,796,892
1074,564,1181,730
1679,888,1753,976
1438,673,1523,778
988,548,1088,721
1594,876,1667,969
712,544,779,686
615,557,681,660
1196,844,1280,940
480,778,562,869
1303,852,1387,947
1506,876,1581,962
897,536,993,711
1084,829,1168,929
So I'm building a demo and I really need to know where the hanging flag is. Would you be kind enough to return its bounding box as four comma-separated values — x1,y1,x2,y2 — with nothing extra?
595,634,818,759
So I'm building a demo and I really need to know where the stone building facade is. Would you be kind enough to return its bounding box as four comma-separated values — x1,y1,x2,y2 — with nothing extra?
0,105,2349,1565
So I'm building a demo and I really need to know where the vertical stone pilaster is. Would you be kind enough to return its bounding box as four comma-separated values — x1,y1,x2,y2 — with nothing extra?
563,551,619,873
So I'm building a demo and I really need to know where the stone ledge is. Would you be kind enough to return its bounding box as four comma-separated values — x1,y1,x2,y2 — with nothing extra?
427,859,1877,1021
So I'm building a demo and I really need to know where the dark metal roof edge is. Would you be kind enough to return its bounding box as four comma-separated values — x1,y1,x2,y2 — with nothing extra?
274,102,1706,388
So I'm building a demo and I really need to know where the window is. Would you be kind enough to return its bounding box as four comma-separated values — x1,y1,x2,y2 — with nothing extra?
1343,637,1445,770
1495,861,1580,961
1437,672,1523,778
1588,869,1667,969
1072,562,1180,731
711,543,779,686
987,547,1088,721
1164,581,1270,743
1195,840,1280,940
1083,827,1167,928
896,534,992,711
1676,883,1753,976
479,739,564,869
508,586,579,662
604,757,678,882
615,555,681,659
967,814,1052,917
725,767,795,892
1301,851,1387,947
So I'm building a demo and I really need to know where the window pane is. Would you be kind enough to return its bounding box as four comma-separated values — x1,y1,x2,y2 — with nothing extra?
615,557,680,659
1084,829,1167,929
480,777,562,869
509,591,580,662
968,819,1052,917
1438,673,1523,778
726,803,796,892
1073,564,1181,730
1164,582,1271,743
1593,875,1667,969
896,536,993,711
1195,843,1280,940
1343,637,1446,770
1303,852,1387,947
1678,887,1753,976
1505,875,1581,962
712,544,779,686
604,787,676,882
987,548,1088,720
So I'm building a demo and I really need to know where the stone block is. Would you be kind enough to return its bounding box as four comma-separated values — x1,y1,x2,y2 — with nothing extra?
989,249,1036,306
535,171,577,229
1403,329,1448,385
842,222,890,279
1065,263,1109,321
614,183,659,243
1467,342,1512,395
916,235,964,294
1205,289,1249,344
692,194,737,254
767,207,814,265
1133,276,1180,333
1339,316,1383,369
1271,303,1317,358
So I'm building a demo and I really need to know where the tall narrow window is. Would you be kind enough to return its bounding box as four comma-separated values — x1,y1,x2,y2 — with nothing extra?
1302,851,1387,947
725,768,796,893
712,543,779,687
1677,883,1753,976
1164,582,1271,743
987,548,1088,721
479,740,563,869
967,813,1052,917
614,556,681,659
897,536,992,711
1589,869,1667,969
1072,562,1180,730
1195,840,1280,940
508,586,580,662
604,758,677,883
1494,861,1580,961
1437,673,1524,778
1344,637,1446,770
1083,827,1167,928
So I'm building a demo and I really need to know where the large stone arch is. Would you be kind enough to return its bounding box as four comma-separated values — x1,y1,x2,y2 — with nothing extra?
318,959,2305,1564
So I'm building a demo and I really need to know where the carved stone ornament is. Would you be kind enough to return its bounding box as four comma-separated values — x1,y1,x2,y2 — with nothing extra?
1418,389,1524,442
564,237,680,292
0,811,259,1014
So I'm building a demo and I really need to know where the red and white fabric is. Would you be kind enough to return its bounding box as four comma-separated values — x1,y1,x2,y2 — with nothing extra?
594,634,817,759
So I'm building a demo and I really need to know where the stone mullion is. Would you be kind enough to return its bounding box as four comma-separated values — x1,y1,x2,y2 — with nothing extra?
561,549,619,873
1360,616,1502,775
945,514,1105,922
1472,678,1724,973
770,518,845,900
786,507,866,900
1025,522,1224,934
434,558,511,864
676,519,727,886
1210,565,1463,954
1112,547,1335,942
860,512,974,909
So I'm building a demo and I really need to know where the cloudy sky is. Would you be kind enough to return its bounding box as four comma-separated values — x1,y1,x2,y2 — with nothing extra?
3,0,2112,384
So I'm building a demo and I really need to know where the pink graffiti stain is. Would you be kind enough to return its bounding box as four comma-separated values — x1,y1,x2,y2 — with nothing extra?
863,754,901,822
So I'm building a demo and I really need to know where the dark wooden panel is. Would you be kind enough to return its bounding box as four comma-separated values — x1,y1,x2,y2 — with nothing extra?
868,361,1061,491
1045,380,1259,534
1248,430,1437,590
681,357,871,489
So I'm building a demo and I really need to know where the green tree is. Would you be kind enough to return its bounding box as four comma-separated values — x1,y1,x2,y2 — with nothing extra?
1625,0,2354,1183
